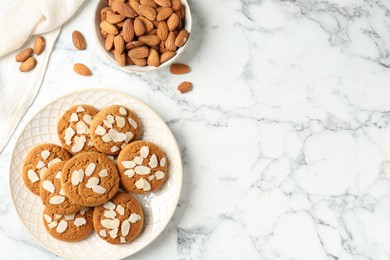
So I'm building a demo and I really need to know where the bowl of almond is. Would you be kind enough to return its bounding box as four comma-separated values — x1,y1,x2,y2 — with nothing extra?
95,0,191,72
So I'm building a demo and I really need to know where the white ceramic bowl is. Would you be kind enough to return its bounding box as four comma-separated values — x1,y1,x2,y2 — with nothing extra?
94,0,192,72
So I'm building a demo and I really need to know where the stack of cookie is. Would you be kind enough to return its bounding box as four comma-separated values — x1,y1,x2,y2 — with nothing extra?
21,104,168,244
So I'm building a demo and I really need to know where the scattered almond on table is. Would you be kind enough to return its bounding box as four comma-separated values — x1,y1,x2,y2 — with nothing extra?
72,30,87,50
99,0,189,67
169,63,189,74
177,81,192,94
15,35,45,72
73,63,92,76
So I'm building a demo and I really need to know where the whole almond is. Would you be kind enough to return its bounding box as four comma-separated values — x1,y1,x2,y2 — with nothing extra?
134,18,146,36
105,34,115,50
114,35,125,53
128,46,150,58
157,7,173,21
122,19,135,42
117,21,125,28
126,40,145,50
19,57,36,72
114,2,137,18
126,55,135,65
73,63,91,76
177,81,192,94
159,40,169,53
160,51,176,63
157,21,169,40
154,0,172,8
33,36,45,55
129,0,141,15
179,5,185,19
167,13,179,31
100,21,119,35
138,35,161,46
101,6,112,21
101,29,109,38
141,0,157,8
72,31,87,50
106,12,125,24
138,17,154,32
171,0,182,11
170,63,190,74
165,32,177,51
175,29,188,47
131,57,147,66
147,48,160,67
139,5,157,20
110,0,125,10
15,48,33,62
114,50,126,66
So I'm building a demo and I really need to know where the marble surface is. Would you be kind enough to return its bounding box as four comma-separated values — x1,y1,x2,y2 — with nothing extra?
1,0,390,259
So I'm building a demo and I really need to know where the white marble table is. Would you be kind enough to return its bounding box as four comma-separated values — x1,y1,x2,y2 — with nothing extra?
1,0,390,259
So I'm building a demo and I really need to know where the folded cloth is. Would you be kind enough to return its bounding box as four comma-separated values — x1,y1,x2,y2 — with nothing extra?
0,0,85,152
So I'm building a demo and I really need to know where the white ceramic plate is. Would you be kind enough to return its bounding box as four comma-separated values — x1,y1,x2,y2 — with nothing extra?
9,89,182,260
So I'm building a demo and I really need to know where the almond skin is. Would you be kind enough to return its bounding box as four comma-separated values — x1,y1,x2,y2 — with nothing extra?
141,0,157,8
177,81,192,94
101,6,112,21
114,51,126,66
138,17,154,32
157,7,173,21
19,57,37,72
160,51,176,63
147,48,160,67
170,63,190,74
73,63,91,76
72,31,87,50
126,40,145,50
128,46,150,59
165,32,177,51
139,5,157,20
15,48,33,62
154,0,172,8
138,35,161,46
105,34,115,50
106,12,125,24
34,36,45,55
100,21,119,35
171,0,182,11
134,18,146,36
122,19,135,42
175,29,188,47
114,35,125,53
167,13,179,31
129,0,141,15
157,21,169,40
114,2,137,18
131,57,147,66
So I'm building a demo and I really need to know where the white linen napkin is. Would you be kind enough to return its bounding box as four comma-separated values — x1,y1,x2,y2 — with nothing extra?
0,0,85,152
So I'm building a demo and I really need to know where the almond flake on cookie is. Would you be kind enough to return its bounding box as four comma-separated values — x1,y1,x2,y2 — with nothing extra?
41,150,50,160
64,213,75,220
70,113,78,122
50,195,65,205
42,180,55,193
116,116,125,128
74,217,87,227
56,220,68,233
116,205,125,216
104,210,117,219
124,169,135,178
121,219,130,236
86,177,99,188
103,202,116,210
109,229,118,238
71,136,86,153
103,120,113,128
160,157,166,167
134,166,151,175
155,171,165,180
148,154,158,168
129,213,141,223
111,146,120,153
48,158,61,168
99,169,108,177
107,115,115,123
85,163,96,176
140,146,149,158
92,185,106,194
27,169,39,183
102,133,111,143
76,106,85,112
120,237,126,243
121,161,136,169
128,118,138,129
76,121,88,134
133,156,143,165
119,107,127,115
71,169,84,185
99,230,107,237
125,131,134,143
83,114,92,125
36,160,45,169
95,125,106,136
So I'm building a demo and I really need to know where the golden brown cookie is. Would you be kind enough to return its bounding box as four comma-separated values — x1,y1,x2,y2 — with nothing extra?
42,207,93,242
117,141,168,194
61,152,119,207
90,105,141,155
22,143,71,195
57,104,99,154
93,192,144,244
40,161,81,215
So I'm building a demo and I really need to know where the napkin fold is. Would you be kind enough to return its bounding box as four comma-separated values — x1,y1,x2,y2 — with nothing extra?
0,0,85,152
